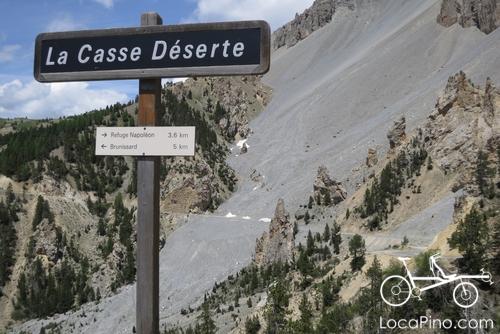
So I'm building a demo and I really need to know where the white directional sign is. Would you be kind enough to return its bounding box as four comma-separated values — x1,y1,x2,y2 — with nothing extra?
95,126,195,156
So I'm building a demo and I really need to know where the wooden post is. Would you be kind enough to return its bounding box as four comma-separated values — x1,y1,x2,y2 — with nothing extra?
137,12,162,334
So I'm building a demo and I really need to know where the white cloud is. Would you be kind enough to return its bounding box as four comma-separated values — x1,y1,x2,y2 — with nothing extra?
0,45,22,63
46,13,87,32
187,0,315,30
0,79,127,119
91,0,115,9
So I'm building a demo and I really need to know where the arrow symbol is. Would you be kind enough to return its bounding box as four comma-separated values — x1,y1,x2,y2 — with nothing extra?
101,144,107,149
102,132,107,137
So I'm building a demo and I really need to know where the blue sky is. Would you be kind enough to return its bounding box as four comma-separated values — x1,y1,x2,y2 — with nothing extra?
0,0,314,119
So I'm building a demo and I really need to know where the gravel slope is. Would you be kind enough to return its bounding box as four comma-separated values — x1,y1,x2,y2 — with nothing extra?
222,0,500,218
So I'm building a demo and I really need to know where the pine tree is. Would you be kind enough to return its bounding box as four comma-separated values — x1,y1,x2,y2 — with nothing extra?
32,195,44,230
475,150,495,195
0,199,18,289
292,294,314,333
198,300,217,334
323,223,330,242
304,211,311,224
331,222,341,255
245,315,261,334
490,219,500,275
306,230,315,256
365,256,383,311
361,256,384,332
323,189,332,206
321,276,341,309
297,248,313,277
97,218,106,236
264,278,290,334
349,234,366,271
17,272,27,305
32,195,54,230
308,196,314,209
448,207,489,273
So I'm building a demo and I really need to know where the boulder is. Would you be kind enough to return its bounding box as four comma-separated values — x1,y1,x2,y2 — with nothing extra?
437,0,461,27
366,147,379,167
240,142,248,154
387,115,406,152
313,165,347,205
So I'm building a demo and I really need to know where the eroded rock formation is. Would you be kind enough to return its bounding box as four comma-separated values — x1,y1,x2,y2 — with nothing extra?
415,71,500,191
272,0,355,50
211,76,272,139
33,218,62,265
437,0,500,34
313,165,347,205
254,199,295,267
387,115,406,153
366,147,379,167
437,0,462,27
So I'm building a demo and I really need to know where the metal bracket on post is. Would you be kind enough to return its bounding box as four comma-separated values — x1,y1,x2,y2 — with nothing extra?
137,12,162,334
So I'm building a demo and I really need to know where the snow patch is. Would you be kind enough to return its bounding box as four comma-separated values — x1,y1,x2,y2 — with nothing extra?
225,212,237,218
236,139,250,149
259,218,271,223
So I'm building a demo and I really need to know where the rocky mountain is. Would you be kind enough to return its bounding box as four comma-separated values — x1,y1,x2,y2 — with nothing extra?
437,0,500,34
419,70,500,191
272,0,355,50
5,0,500,333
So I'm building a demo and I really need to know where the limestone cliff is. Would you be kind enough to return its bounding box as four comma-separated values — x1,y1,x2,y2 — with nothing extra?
437,0,500,34
272,0,355,50
413,71,500,192
211,76,272,139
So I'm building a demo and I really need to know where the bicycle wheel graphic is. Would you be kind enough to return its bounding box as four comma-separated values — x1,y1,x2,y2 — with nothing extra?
380,275,411,306
453,282,478,308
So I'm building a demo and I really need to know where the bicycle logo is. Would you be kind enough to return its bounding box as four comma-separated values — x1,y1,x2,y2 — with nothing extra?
380,253,494,308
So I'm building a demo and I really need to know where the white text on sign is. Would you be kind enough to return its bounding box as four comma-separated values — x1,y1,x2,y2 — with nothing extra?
45,39,246,67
